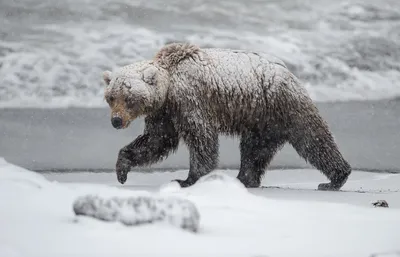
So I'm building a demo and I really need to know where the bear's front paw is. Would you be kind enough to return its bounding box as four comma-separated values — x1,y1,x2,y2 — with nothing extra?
318,182,341,191
172,178,196,188
236,176,261,188
116,157,131,184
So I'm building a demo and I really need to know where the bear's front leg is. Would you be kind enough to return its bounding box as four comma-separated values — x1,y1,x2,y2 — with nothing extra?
116,148,132,184
115,114,179,184
174,130,219,187
237,130,287,188
116,134,150,184
116,132,179,184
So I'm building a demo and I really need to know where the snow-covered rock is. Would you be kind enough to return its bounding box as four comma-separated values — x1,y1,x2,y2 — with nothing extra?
73,194,200,232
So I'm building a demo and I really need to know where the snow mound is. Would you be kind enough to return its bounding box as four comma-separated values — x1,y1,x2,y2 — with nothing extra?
0,157,50,189
196,170,246,188
73,194,200,232
1,158,400,257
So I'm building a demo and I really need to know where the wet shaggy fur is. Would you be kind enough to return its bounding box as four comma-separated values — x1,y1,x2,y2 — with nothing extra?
103,42,352,191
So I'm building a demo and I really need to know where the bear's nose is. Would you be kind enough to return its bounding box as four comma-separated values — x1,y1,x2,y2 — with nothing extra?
111,117,123,129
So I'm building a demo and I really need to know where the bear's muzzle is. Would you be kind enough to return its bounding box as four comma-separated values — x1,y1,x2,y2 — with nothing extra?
111,117,123,129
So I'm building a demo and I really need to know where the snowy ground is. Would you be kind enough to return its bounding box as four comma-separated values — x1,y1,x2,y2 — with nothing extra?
1,157,400,257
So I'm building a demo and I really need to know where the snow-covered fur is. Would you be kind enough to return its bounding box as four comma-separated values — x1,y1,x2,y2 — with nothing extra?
103,61,169,128
103,42,352,191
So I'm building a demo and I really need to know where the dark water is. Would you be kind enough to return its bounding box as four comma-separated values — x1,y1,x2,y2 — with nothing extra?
1,100,400,172
0,0,399,107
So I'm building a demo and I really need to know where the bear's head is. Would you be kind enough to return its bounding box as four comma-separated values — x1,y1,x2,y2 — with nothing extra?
103,61,168,129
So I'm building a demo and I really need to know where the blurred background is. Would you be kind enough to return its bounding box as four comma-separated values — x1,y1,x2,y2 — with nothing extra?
0,0,399,173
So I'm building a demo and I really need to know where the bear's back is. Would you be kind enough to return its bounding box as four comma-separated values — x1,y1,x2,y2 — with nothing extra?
197,48,290,96
202,48,287,70
167,48,295,134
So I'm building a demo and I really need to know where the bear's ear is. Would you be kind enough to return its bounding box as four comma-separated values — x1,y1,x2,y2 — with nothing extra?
103,70,112,85
142,66,158,85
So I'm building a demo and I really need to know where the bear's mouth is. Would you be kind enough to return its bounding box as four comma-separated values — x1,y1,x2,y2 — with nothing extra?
121,120,132,129
118,116,137,129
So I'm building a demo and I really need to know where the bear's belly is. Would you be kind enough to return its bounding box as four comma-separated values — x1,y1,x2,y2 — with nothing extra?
212,105,269,135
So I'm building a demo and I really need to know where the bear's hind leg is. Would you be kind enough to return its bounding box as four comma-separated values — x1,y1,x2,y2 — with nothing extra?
288,112,351,191
237,131,286,188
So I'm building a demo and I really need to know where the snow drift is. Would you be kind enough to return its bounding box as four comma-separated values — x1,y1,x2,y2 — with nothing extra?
0,157,400,257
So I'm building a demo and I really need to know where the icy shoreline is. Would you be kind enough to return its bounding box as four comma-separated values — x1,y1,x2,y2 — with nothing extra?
1,157,400,257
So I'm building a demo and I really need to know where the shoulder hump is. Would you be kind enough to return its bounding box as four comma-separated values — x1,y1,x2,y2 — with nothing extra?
154,42,201,69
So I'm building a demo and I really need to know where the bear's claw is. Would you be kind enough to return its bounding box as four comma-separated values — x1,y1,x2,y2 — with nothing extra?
116,157,130,184
318,182,341,191
172,179,196,188
117,172,127,184
236,176,261,188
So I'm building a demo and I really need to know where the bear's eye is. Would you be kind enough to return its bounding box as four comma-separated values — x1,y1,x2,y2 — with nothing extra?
107,96,114,103
125,97,135,108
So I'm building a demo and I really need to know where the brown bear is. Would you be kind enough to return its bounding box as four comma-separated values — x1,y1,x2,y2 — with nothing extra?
103,42,351,191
